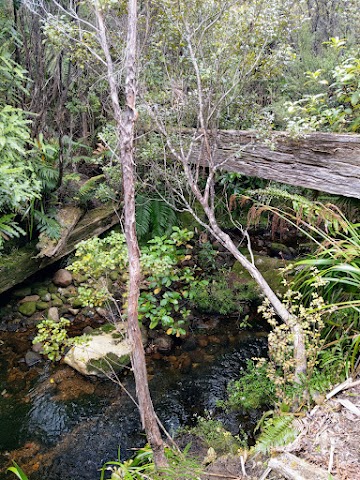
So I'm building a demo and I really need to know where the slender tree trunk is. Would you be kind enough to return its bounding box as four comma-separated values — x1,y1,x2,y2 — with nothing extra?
94,0,167,468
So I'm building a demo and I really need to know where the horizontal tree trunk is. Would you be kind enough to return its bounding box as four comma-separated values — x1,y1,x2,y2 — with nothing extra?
189,130,360,199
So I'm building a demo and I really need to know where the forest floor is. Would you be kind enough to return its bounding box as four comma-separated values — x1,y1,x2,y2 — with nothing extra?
200,378,360,480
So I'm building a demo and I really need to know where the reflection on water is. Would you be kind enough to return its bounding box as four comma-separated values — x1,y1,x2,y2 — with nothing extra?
0,320,267,480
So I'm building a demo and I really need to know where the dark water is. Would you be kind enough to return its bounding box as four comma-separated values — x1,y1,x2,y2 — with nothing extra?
0,322,267,480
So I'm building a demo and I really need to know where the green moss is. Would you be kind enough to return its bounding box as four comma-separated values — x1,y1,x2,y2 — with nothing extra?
18,301,37,316
36,301,49,310
232,254,289,294
87,352,130,374
99,323,116,333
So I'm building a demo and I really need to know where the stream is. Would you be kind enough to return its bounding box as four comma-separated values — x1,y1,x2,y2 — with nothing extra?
0,314,267,480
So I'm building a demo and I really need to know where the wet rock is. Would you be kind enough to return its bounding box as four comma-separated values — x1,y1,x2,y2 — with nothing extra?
182,337,197,351
19,295,40,304
51,295,63,307
197,336,209,347
53,269,73,287
33,287,49,298
32,342,44,354
69,297,83,309
18,301,37,317
72,273,88,285
82,326,94,335
41,293,52,302
95,307,109,319
196,317,220,330
64,331,132,376
36,301,49,311
25,351,42,366
58,285,77,298
153,335,174,354
48,283,58,294
48,307,60,323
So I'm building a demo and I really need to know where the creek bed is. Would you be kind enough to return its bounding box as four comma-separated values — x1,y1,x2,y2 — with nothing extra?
0,317,267,480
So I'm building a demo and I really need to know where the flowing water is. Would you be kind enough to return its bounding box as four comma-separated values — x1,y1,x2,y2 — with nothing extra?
0,318,267,480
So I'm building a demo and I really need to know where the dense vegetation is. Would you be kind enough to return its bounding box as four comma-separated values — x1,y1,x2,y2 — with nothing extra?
1,0,360,477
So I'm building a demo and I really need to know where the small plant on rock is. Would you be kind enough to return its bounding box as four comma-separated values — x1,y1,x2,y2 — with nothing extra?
33,317,72,361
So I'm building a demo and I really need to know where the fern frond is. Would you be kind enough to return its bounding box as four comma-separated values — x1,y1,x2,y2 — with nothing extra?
136,194,152,238
33,210,61,240
150,199,177,237
254,415,297,454
0,213,25,240
78,175,105,201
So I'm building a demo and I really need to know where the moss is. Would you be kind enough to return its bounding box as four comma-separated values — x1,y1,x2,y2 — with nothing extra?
232,254,289,295
18,301,37,316
87,352,130,374
36,301,50,310
99,323,116,333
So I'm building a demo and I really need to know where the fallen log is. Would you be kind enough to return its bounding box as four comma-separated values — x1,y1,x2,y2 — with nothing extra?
267,452,338,480
0,205,119,295
189,130,360,199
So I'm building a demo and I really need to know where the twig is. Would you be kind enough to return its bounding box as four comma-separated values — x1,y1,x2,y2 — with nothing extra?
328,438,335,474
240,455,247,477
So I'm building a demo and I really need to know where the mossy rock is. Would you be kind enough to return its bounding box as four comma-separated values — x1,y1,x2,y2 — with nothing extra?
36,301,50,311
18,301,37,317
72,273,88,285
87,352,130,375
33,287,50,298
48,284,58,294
51,295,64,307
69,297,84,308
232,254,290,295
64,331,132,376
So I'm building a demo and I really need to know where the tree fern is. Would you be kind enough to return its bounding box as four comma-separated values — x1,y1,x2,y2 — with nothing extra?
254,415,297,454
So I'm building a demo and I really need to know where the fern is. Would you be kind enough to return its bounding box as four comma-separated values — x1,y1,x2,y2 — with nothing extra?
136,193,178,241
0,213,25,250
136,193,152,238
33,209,61,240
254,414,297,454
78,174,105,203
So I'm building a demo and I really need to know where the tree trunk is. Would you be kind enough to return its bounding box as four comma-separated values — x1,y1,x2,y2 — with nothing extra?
94,0,167,469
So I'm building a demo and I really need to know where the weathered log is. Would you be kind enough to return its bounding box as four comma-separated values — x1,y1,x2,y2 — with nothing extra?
268,452,338,480
190,130,360,199
0,205,119,295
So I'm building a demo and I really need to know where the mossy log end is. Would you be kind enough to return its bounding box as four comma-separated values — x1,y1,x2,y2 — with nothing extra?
190,130,360,199
0,205,119,295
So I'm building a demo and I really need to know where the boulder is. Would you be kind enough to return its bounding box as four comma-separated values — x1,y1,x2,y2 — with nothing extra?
64,330,132,376
53,269,73,287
